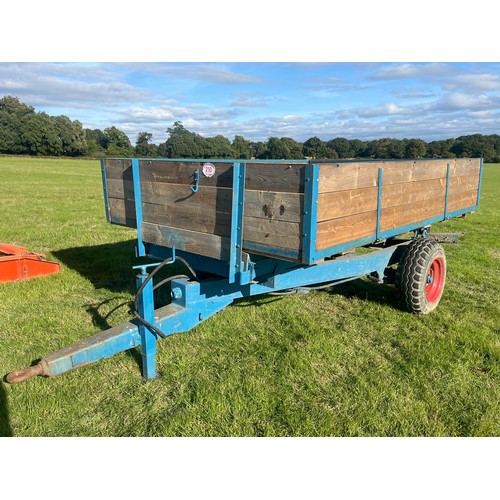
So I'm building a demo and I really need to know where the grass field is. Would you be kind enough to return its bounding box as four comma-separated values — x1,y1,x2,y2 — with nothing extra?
0,156,498,437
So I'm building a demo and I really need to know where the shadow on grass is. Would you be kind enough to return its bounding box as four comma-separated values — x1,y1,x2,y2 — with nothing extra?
330,278,402,310
0,381,13,437
233,277,402,311
53,239,138,294
53,240,179,375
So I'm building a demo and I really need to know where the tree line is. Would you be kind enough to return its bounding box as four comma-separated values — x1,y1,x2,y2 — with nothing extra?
2,95,500,162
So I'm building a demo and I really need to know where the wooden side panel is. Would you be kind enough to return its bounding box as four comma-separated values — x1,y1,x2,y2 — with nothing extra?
103,159,306,260
315,158,481,252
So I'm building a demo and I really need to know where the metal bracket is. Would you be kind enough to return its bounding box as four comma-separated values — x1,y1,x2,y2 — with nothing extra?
191,169,200,193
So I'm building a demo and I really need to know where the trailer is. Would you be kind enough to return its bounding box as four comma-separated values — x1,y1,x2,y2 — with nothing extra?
6,157,483,383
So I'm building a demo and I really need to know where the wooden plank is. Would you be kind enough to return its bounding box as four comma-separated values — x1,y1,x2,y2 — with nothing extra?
316,211,377,250
107,197,136,228
319,159,450,193
244,190,303,223
142,202,231,237
141,182,232,215
141,222,230,261
139,160,306,193
447,189,479,212
103,159,133,181
318,187,378,221
140,160,234,188
448,174,480,196
381,198,445,232
243,218,301,251
451,158,481,177
383,178,445,210
106,178,135,200
245,163,305,193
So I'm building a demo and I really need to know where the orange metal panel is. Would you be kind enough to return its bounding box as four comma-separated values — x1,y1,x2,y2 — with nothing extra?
0,244,61,283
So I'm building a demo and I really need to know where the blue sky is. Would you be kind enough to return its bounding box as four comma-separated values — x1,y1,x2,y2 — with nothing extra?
1,62,500,144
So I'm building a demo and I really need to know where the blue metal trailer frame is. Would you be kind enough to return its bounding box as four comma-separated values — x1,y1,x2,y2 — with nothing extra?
6,158,483,383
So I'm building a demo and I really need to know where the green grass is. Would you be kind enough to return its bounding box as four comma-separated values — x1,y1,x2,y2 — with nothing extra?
0,156,498,436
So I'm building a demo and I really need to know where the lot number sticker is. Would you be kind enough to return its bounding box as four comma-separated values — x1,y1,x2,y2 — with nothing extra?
202,163,216,177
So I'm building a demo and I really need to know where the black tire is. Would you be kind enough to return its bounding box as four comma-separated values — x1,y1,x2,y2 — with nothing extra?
396,239,446,314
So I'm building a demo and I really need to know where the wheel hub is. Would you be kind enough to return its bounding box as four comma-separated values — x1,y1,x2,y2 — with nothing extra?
425,257,445,302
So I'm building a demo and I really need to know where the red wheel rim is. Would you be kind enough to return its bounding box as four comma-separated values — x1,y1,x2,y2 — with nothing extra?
425,257,445,302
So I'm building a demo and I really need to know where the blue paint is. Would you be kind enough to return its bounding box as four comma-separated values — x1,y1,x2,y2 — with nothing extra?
131,158,146,256
477,158,484,209
302,163,320,265
229,162,246,284
191,168,200,193
444,163,451,219
136,272,157,380
376,168,383,241
100,159,110,223
42,323,140,376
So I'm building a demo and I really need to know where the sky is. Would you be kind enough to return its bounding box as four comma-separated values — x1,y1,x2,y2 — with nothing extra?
1,62,500,145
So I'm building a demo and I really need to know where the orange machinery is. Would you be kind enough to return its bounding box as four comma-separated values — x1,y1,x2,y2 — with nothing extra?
0,243,61,283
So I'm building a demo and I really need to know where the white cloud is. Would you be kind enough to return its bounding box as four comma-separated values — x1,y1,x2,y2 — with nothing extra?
446,73,500,91
0,63,149,108
371,63,453,80
354,102,413,118
122,63,268,85
428,92,493,112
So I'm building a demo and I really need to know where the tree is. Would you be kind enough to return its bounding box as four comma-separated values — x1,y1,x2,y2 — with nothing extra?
204,135,235,158
249,141,267,159
404,138,427,158
303,136,330,159
85,128,108,156
328,137,352,158
426,139,455,158
54,116,87,156
232,135,251,159
0,95,34,116
158,121,205,158
135,131,158,157
104,126,134,156
262,137,289,159
0,95,35,154
280,137,303,159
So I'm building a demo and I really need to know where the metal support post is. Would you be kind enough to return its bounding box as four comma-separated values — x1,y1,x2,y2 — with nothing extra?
375,168,383,241
136,269,157,380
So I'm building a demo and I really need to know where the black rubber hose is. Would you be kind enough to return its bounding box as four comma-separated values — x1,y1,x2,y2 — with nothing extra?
133,256,198,339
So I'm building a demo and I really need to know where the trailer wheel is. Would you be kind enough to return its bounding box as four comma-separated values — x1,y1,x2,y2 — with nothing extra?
396,239,446,314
